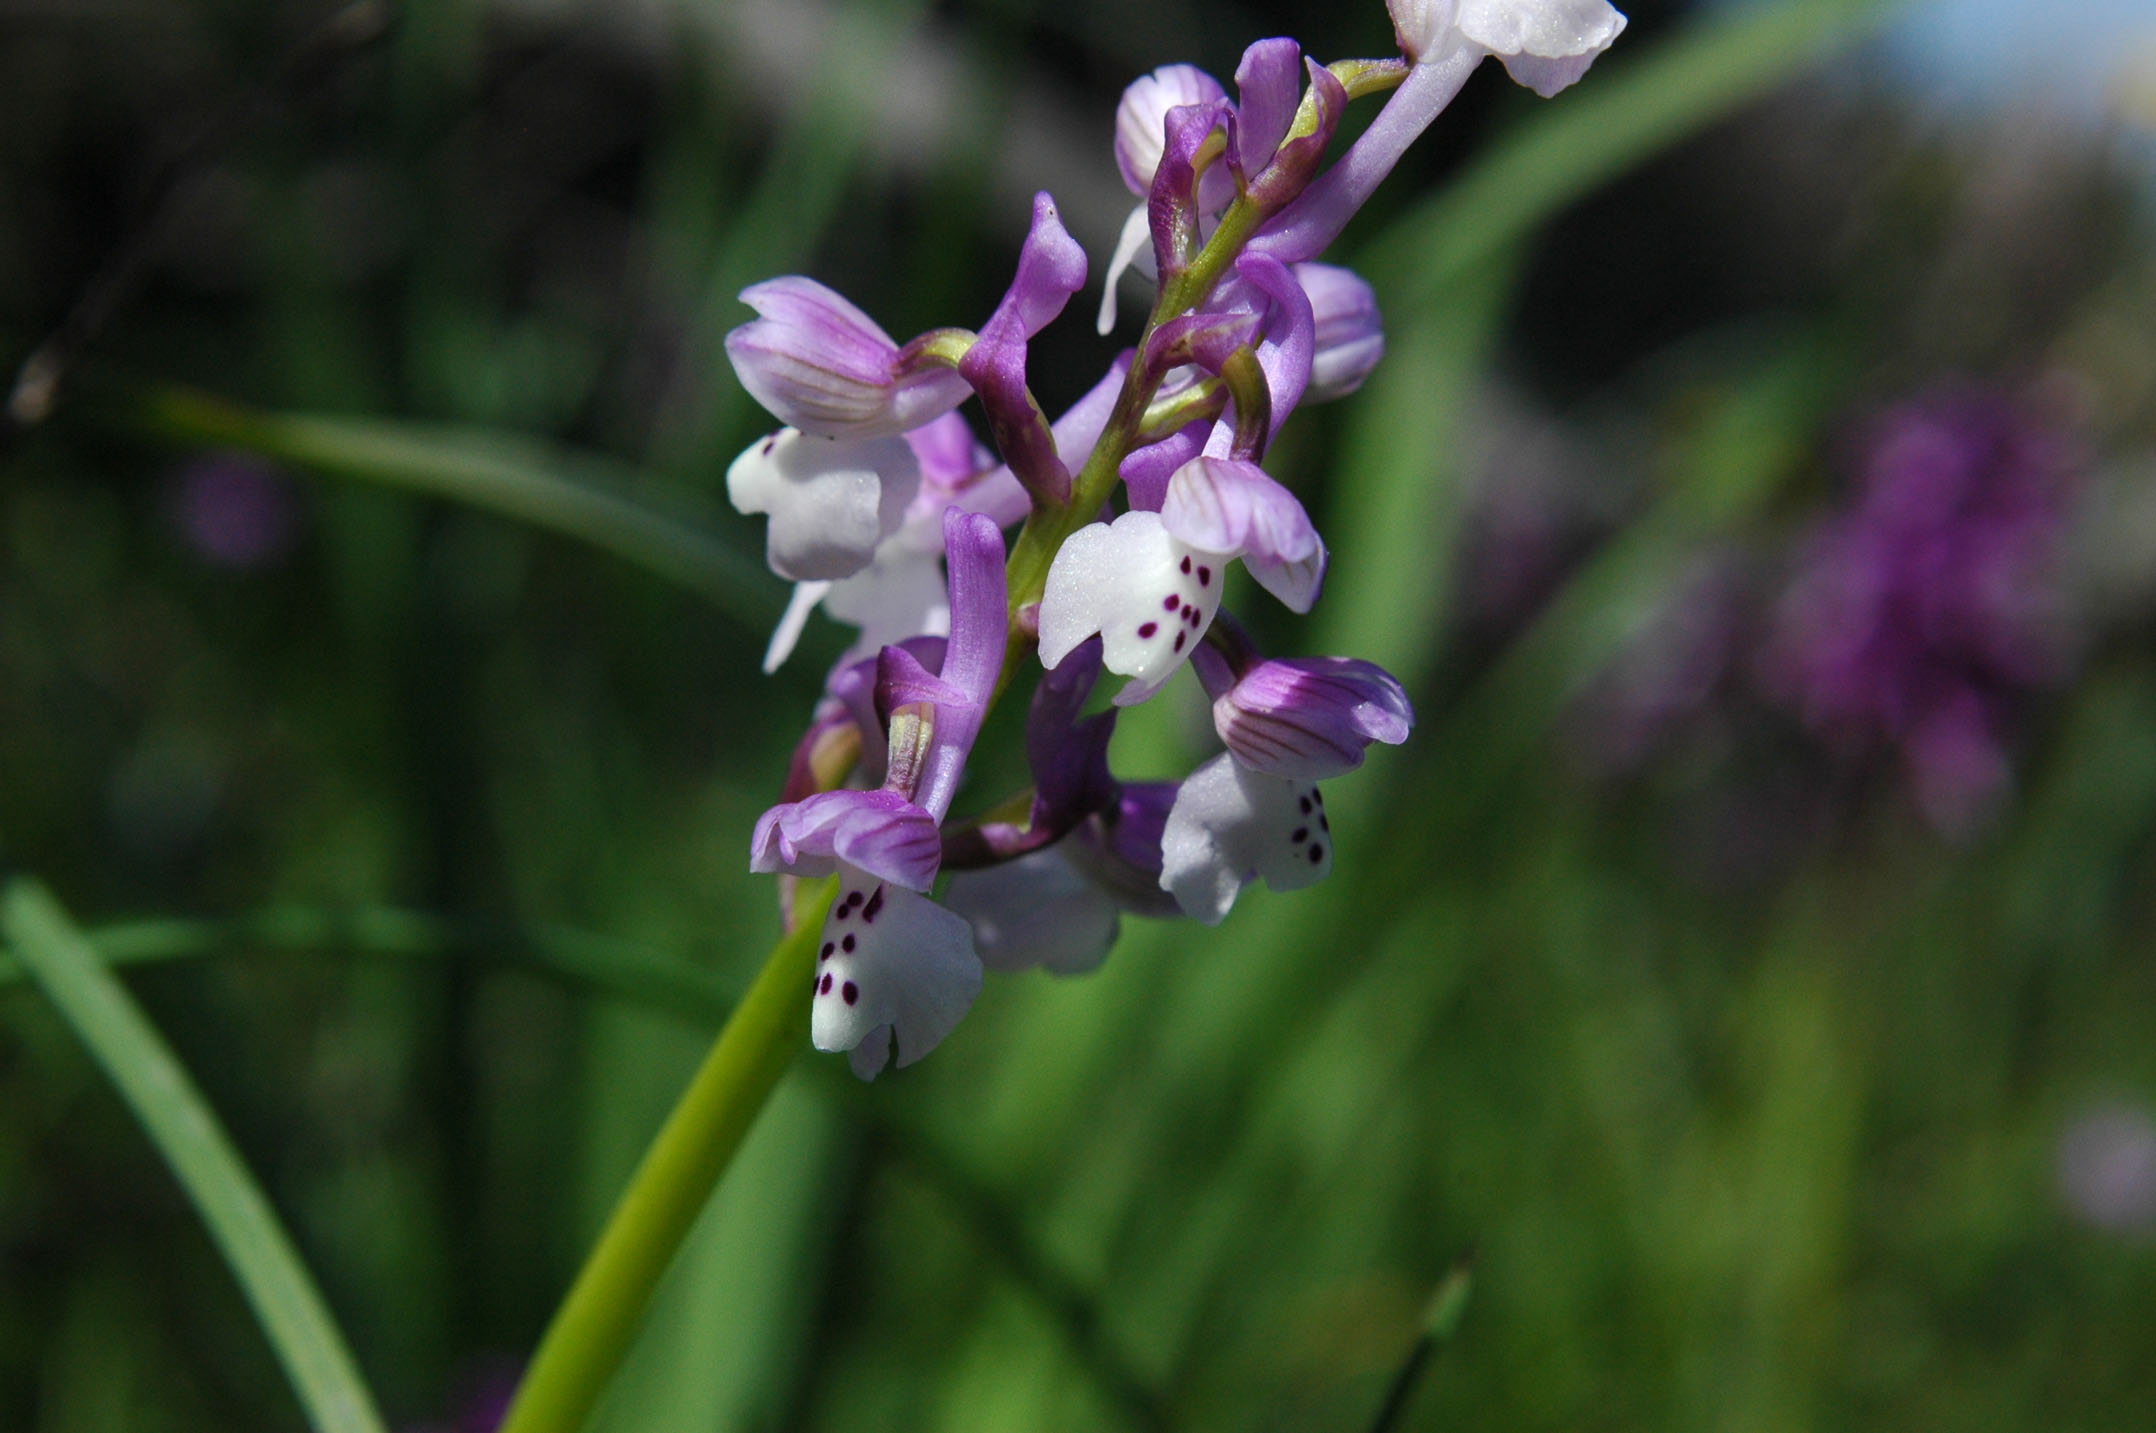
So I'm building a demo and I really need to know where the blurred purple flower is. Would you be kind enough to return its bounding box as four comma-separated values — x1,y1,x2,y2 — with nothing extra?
2057,1102,2156,1238
1760,388,2078,837
167,452,302,569
403,1357,519,1433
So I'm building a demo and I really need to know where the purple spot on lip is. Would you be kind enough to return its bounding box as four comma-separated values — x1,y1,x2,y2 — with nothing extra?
1299,796,1312,814
1320,814,1330,832
1308,845,1324,864
1180,604,1194,621
1138,621,1158,639
1291,827,1308,843
1174,632,1186,652
1180,556,1192,574
820,942,834,960
1163,594,1180,611
842,981,859,1005
1197,566,1211,586
841,933,856,952
861,886,884,922
761,436,777,456
819,973,833,994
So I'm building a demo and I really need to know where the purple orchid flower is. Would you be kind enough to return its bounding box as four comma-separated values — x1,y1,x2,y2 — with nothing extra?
1200,651,1415,781
724,277,972,441
750,509,1007,1077
1038,455,1325,705
1097,40,1338,334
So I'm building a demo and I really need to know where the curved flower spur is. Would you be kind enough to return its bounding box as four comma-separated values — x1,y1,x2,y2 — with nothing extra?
723,0,1626,1079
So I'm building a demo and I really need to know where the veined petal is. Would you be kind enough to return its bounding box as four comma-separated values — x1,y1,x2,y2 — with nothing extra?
749,789,942,890
727,428,920,582
1038,510,1225,702
724,277,900,435
944,845,1122,975
1214,656,1414,780
1159,752,1331,924
1160,457,1327,613
812,864,982,1079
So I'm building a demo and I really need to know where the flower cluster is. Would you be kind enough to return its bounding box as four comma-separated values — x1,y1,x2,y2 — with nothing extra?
1575,385,2080,845
1761,387,2079,836
724,0,1624,1077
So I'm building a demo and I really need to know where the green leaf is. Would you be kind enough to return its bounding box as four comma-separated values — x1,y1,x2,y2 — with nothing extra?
0,878,390,1433
0,905,735,1025
137,385,779,626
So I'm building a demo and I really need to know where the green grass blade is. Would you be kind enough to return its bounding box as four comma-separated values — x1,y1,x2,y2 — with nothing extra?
0,878,390,1433
0,905,735,1025
136,385,778,626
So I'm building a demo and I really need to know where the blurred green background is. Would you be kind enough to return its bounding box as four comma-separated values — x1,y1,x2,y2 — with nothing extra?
5,0,2156,1429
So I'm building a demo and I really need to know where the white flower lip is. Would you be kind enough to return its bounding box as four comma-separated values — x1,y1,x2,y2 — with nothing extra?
1159,753,1333,924
1388,0,1627,95
726,428,921,583
810,867,983,1080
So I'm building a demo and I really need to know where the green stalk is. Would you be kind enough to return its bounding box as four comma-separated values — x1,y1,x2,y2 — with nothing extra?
495,876,837,1433
0,878,389,1433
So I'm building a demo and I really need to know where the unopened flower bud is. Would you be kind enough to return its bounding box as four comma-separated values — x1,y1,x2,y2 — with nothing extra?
1297,263,1385,402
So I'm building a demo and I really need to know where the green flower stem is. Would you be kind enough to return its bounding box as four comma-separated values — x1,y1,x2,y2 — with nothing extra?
496,876,838,1433
0,878,389,1433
